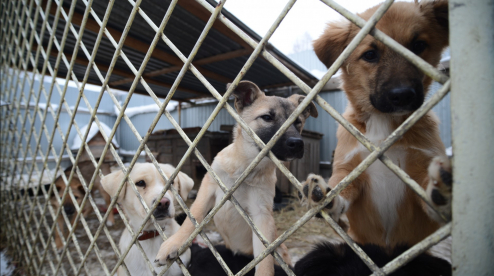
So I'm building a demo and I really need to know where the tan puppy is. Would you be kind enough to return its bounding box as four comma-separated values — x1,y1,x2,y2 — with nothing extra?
155,81,318,276
51,161,114,250
303,0,452,247
101,163,194,276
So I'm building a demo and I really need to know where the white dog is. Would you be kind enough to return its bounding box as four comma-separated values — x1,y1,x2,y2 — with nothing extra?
101,163,193,276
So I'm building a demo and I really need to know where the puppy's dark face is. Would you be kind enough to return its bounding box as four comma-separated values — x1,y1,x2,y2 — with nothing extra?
230,81,318,161
51,173,86,216
313,1,449,116
253,97,306,161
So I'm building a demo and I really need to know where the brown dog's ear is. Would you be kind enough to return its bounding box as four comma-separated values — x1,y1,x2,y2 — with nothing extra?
420,0,449,46
313,20,351,68
101,170,126,203
227,81,264,112
288,94,319,119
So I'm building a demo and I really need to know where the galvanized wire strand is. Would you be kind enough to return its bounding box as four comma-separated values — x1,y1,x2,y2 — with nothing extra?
52,0,190,273
3,72,91,275
2,0,32,185
22,73,110,275
43,0,203,271
3,0,43,171
22,0,125,271
0,1,51,272
0,1,21,161
26,11,133,275
16,0,99,269
21,0,90,225
25,2,120,266
17,176,76,275
8,0,65,200
12,7,71,260
1,0,37,170
0,6,98,272
320,0,448,84
8,99,84,275
1,0,46,159
373,223,452,276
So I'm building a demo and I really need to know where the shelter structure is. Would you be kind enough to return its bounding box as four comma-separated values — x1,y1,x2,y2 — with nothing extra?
37,0,317,101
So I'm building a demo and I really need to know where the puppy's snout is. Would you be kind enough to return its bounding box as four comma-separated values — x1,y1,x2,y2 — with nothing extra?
64,204,75,216
157,197,170,210
286,137,304,152
388,87,416,107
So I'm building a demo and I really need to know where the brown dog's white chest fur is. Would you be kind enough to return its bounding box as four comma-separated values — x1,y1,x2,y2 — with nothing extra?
360,114,407,243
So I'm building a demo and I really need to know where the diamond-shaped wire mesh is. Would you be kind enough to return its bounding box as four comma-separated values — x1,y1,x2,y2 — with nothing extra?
0,0,454,275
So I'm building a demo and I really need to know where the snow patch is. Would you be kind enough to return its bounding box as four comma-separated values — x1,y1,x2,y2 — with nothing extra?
118,149,145,156
113,102,178,118
71,122,119,150
37,102,59,111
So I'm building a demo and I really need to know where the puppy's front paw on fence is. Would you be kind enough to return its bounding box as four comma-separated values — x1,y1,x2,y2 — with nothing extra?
154,238,182,267
300,174,348,222
426,156,453,222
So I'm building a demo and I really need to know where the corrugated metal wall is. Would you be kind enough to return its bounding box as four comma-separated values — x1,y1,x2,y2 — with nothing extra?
15,74,451,167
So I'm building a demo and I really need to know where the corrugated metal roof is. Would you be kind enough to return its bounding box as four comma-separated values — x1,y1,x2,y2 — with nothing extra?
34,0,317,101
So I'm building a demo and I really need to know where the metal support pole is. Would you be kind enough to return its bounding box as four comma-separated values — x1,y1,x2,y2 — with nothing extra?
450,0,494,275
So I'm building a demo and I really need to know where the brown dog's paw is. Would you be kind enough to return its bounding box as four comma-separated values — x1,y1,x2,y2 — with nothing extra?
154,237,182,267
300,174,348,222
426,156,452,222
299,174,329,203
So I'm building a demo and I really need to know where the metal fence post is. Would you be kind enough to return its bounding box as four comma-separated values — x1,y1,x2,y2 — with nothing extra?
450,0,494,275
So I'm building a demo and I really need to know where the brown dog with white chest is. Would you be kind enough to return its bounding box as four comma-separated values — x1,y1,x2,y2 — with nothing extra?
303,0,453,248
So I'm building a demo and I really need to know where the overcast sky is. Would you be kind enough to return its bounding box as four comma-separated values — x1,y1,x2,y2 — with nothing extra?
222,0,413,55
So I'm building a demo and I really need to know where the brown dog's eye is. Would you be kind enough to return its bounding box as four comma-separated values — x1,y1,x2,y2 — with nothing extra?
361,50,379,62
412,41,427,55
135,180,146,187
260,114,273,122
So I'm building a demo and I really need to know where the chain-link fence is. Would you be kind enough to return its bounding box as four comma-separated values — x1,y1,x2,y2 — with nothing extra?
1,0,492,275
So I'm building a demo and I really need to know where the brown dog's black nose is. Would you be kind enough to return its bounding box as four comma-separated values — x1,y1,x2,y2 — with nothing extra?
286,137,304,151
388,87,416,107
64,204,75,216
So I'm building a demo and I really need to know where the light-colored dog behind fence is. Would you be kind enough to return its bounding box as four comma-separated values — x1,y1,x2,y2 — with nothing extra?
101,162,194,276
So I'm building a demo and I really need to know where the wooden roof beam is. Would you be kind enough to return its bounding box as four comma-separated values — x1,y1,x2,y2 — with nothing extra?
35,45,208,97
178,0,316,86
49,4,233,84
110,48,251,86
